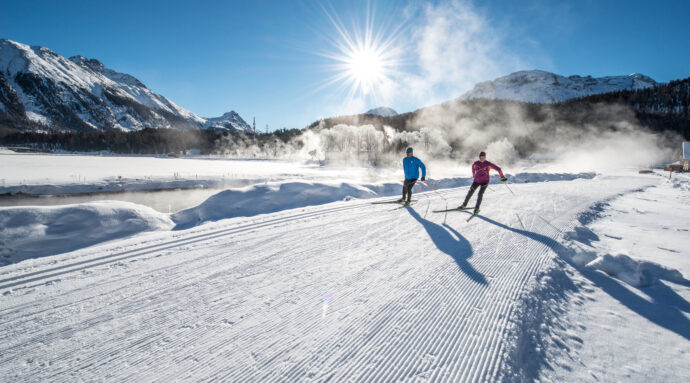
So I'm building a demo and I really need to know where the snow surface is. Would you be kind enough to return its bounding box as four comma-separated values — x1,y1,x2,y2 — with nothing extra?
459,70,657,103
0,201,173,266
24,111,50,124
0,153,385,196
172,172,595,229
536,172,690,382
1,169,687,381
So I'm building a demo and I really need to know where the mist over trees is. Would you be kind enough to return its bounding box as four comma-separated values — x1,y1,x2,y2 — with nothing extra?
298,77,689,166
0,127,303,156
1,77,688,164
312,77,690,142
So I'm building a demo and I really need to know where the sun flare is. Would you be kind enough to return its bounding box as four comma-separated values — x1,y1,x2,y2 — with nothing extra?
315,7,403,104
346,47,384,92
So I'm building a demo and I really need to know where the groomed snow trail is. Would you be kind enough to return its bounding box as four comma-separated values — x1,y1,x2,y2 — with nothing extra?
0,175,655,382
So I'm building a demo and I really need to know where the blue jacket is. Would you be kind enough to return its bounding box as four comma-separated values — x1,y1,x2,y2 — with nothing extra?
403,156,426,180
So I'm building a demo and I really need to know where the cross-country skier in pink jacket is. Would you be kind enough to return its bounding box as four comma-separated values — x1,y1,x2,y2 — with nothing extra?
458,151,507,214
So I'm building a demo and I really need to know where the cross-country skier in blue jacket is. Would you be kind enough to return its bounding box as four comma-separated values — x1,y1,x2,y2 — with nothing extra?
399,147,426,204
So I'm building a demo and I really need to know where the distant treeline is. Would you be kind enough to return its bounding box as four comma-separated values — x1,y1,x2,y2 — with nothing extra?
309,77,690,140
2,77,689,155
0,127,303,155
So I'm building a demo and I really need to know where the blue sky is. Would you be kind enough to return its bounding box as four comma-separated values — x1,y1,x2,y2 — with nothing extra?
2,0,688,131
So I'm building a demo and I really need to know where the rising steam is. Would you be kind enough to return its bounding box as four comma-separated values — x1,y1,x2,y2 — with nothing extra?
214,98,678,175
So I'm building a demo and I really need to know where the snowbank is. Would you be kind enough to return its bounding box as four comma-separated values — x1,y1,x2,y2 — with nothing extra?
561,176,690,287
171,181,383,229
585,253,687,287
564,225,689,287
0,171,598,262
0,201,173,265
173,173,596,229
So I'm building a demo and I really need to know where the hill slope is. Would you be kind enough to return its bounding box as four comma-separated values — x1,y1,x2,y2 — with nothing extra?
203,111,253,132
0,39,253,133
0,39,208,132
459,70,657,103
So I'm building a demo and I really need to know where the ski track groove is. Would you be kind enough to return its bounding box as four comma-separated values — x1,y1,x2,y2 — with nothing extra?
4,192,516,380
0,209,374,356
218,198,446,382
175,213,402,383
308,202,480,382
0,178,657,382
0,199,382,291
233,203,436,382
429,216,545,382
311,201,541,383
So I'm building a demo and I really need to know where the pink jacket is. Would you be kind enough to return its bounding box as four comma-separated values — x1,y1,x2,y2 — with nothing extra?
472,160,504,184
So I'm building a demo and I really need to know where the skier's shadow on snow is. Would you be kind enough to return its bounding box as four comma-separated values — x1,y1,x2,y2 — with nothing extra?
406,208,487,286
476,214,690,341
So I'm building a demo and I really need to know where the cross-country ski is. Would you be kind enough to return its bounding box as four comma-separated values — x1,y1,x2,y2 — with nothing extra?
393,200,417,209
433,206,475,213
371,199,417,205
466,210,480,222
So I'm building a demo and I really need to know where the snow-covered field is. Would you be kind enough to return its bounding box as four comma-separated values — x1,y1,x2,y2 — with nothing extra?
0,153,403,196
0,153,688,382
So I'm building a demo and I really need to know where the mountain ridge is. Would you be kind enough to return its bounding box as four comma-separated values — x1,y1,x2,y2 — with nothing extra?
365,107,398,117
459,69,657,103
203,110,252,132
0,39,251,133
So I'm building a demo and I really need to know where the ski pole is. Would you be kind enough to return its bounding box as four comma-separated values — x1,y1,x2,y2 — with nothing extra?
503,182,516,196
422,180,446,200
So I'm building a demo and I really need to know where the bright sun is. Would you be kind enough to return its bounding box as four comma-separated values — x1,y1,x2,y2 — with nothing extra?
346,48,384,93
316,8,402,103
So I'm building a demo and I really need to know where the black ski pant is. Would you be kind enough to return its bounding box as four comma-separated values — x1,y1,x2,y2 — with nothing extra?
462,182,488,209
402,178,417,202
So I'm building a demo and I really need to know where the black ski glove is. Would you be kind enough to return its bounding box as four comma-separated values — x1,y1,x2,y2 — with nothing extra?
501,176,507,182
421,176,426,181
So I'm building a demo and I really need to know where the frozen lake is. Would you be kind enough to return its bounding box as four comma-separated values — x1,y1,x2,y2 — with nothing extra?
0,187,224,213
0,152,445,212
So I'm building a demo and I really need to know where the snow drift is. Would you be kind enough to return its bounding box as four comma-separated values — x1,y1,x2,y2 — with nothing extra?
0,172,597,262
171,181,383,229
0,201,173,265
172,173,596,229
585,253,688,287
563,225,689,287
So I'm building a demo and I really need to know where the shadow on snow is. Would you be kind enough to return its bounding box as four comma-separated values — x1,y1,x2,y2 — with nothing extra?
406,208,487,286
475,213,690,342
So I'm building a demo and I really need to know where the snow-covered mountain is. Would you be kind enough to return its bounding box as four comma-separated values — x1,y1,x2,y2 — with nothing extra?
203,111,252,133
365,107,398,117
459,70,657,103
0,39,250,133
